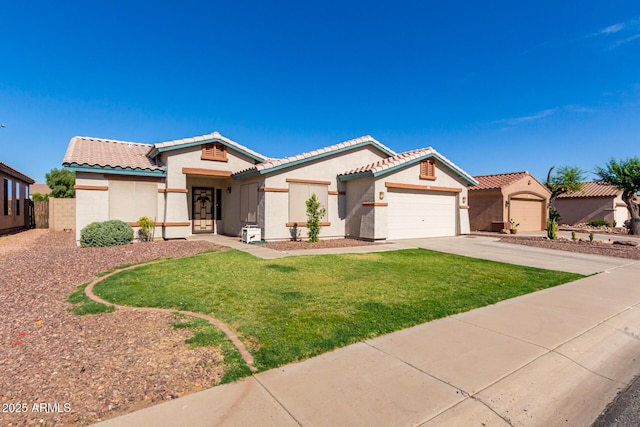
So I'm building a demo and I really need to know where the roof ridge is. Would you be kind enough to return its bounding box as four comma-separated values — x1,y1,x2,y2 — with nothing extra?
73,135,153,146
473,171,529,178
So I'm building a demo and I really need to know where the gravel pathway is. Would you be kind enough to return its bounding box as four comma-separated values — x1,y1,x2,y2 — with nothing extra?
0,230,224,426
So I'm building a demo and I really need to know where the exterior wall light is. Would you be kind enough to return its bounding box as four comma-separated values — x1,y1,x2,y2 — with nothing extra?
379,191,385,200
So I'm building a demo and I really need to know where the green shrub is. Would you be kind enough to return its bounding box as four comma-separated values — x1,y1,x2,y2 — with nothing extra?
306,193,326,243
137,216,155,242
80,220,134,247
588,219,610,228
571,231,577,241
589,232,595,242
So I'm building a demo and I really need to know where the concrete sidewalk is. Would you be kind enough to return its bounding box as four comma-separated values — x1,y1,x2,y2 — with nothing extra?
95,237,640,426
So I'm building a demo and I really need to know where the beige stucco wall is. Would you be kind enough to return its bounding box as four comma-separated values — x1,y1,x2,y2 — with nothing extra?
345,178,376,239
160,145,258,239
261,145,388,240
74,173,110,241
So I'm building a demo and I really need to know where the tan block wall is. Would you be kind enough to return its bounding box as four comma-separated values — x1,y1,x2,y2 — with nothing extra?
49,198,76,231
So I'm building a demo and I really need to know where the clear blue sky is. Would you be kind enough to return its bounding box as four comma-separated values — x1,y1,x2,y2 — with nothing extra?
1,1,639,184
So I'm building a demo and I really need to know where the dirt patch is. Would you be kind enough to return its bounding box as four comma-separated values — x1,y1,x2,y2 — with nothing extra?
0,230,225,426
497,235,640,260
261,238,382,252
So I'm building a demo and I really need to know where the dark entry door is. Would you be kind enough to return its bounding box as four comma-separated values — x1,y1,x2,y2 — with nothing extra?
192,187,214,233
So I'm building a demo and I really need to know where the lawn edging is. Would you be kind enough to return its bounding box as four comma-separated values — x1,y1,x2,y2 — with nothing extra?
83,261,257,372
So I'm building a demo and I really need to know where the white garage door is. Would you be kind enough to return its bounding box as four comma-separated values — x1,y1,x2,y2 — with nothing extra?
387,189,457,239
510,198,544,231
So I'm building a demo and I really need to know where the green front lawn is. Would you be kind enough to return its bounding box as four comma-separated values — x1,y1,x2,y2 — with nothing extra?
93,249,582,373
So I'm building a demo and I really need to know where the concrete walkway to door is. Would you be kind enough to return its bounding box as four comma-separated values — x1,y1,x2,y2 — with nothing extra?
95,236,640,427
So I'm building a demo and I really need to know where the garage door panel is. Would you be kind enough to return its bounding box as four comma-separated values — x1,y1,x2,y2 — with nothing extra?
510,199,544,231
387,190,456,239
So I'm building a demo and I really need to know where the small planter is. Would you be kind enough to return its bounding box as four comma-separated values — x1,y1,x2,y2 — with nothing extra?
510,229,518,234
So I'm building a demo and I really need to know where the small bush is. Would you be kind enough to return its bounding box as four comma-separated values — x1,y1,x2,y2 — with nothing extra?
588,219,610,228
137,216,155,242
571,231,577,241
80,220,134,247
589,232,595,242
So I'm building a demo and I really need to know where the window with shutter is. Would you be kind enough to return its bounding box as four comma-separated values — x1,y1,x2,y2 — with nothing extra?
420,159,436,180
201,143,228,161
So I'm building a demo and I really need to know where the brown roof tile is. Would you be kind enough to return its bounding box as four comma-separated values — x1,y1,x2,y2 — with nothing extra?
63,136,164,172
470,172,532,191
557,181,621,198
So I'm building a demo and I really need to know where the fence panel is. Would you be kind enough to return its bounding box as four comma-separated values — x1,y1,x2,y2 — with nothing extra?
34,200,49,229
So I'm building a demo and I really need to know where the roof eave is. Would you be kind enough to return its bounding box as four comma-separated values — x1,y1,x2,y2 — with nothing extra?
0,162,35,184
63,163,167,177
370,152,478,186
231,169,260,180
150,137,266,162
338,171,374,182
260,140,394,176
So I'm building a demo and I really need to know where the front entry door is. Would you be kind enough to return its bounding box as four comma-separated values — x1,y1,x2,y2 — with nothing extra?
192,187,214,233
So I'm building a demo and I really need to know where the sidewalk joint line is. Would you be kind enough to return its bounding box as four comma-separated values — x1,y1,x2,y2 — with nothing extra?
252,375,303,426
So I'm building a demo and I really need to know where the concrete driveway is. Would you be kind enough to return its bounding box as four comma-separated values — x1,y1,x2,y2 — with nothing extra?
95,236,640,427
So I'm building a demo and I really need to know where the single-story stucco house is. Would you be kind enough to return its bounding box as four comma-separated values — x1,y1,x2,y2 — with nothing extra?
62,132,477,242
1,161,35,235
468,171,550,232
555,181,630,227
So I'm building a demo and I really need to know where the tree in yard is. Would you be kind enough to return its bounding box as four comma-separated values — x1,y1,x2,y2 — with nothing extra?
46,168,76,198
305,193,326,243
595,157,640,235
545,166,586,221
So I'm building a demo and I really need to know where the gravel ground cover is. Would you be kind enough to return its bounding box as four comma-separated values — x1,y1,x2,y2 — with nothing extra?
497,235,640,260
0,230,223,426
261,238,381,251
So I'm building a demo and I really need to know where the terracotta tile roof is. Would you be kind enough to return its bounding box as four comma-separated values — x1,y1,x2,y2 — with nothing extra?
470,172,532,191
63,136,165,172
340,148,434,176
153,131,268,161
0,162,35,184
557,181,621,198
234,135,395,175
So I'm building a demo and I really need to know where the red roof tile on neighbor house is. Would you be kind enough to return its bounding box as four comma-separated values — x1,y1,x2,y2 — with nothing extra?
470,172,532,191
63,136,164,171
557,181,621,198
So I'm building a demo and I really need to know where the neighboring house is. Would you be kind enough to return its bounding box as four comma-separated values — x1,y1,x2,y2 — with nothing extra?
469,171,550,232
555,181,630,226
29,183,52,198
62,132,477,242
1,162,35,235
